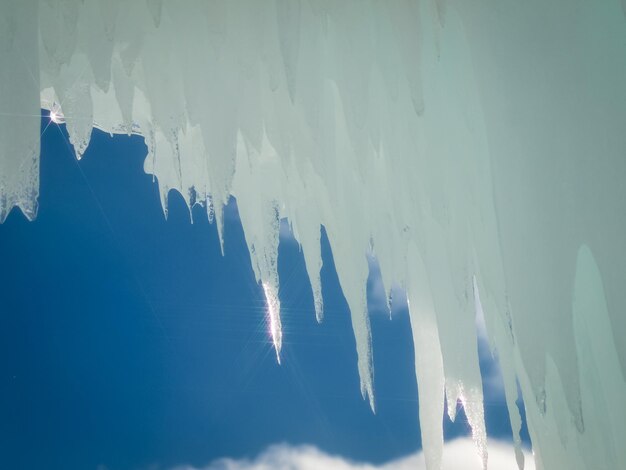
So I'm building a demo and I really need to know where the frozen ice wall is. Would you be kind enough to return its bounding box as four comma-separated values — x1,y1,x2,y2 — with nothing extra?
2,1,626,469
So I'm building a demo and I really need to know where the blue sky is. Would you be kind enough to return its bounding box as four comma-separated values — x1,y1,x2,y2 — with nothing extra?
0,114,529,470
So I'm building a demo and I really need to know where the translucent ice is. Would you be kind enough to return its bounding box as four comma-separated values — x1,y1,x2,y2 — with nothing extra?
2,1,626,469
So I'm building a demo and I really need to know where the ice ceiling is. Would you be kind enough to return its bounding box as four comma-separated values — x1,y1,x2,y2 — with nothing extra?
1,1,626,469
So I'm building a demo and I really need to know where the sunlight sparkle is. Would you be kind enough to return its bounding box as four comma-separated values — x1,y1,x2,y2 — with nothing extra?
262,282,282,364
49,103,65,124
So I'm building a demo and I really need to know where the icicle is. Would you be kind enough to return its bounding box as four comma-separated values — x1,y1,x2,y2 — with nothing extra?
0,0,40,222
407,246,445,470
2,3,626,468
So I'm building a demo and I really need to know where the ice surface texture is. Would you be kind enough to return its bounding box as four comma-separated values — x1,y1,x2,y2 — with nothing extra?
2,1,626,469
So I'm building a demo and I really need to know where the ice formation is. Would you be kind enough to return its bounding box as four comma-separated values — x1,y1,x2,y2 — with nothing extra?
2,1,626,469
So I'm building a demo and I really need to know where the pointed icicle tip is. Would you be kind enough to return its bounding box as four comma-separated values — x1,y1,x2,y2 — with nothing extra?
262,281,283,364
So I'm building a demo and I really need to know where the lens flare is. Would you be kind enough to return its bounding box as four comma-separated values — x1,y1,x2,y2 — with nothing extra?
262,282,282,364
49,103,65,124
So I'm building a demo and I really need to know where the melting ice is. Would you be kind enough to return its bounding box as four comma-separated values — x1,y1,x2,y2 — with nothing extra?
2,1,626,469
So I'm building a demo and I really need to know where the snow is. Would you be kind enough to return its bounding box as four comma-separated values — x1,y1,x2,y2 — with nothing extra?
2,1,626,469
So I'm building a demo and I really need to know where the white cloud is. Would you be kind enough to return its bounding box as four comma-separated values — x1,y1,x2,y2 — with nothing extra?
171,438,534,470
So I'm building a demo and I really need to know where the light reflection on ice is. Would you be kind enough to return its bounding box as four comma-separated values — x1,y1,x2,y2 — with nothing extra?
262,281,282,364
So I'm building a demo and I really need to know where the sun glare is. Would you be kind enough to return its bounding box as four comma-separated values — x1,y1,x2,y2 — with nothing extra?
262,282,283,364
48,103,64,124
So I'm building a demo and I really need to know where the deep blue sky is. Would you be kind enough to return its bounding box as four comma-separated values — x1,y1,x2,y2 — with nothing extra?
0,114,528,470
